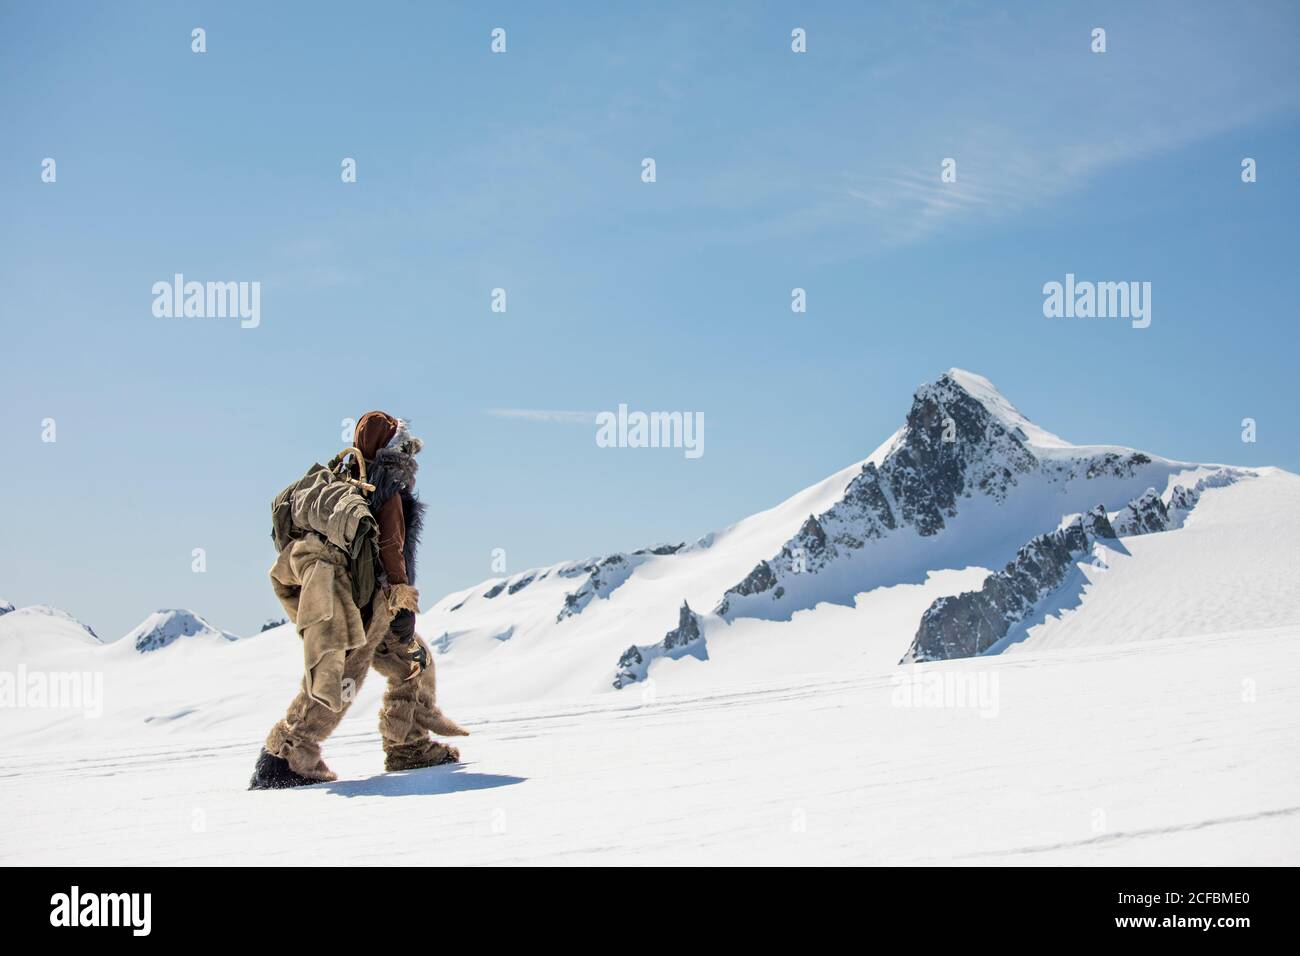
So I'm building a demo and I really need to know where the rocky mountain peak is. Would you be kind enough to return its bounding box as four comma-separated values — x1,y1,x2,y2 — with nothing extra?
714,370,1050,618
711,369,1181,626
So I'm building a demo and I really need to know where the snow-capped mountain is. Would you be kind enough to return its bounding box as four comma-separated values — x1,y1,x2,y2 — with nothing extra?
0,599,15,617
121,609,240,653
408,368,1294,704
604,369,1233,683
712,370,1174,621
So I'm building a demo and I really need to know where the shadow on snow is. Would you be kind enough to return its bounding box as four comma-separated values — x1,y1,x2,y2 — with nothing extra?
320,763,527,798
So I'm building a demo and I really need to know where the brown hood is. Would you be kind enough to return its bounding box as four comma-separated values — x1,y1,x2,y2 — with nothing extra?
354,411,398,462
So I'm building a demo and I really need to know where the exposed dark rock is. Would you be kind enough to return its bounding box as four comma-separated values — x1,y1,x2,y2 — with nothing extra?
1168,484,1198,512
662,600,702,651
902,473,1237,663
634,542,686,556
1112,488,1170,536
507,573,536,595
1086,452,1152,480
902,510,1103,662
613,601,705,688
1079,504,1117,539
714,560,777,615
557,554,643,622
615,644,642,673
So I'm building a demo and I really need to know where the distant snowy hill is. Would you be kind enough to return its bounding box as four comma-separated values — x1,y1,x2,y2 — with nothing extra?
121,609,239,653
0,604,104,674
0,604,102,647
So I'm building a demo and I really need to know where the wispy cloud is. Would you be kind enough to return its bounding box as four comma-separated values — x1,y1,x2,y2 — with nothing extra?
484,409,600,425
682,2,1300,256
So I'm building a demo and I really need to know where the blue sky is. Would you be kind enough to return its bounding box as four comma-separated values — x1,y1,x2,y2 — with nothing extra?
3,1,1298,639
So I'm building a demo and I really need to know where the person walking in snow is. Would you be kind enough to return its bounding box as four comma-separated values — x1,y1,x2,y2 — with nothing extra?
249,411,467,789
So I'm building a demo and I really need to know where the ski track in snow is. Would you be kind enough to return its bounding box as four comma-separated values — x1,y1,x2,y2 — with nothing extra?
1,627,1296,866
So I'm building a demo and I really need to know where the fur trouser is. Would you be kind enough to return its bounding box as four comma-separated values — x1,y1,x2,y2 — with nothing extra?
371,637,469,771
264,595,467,781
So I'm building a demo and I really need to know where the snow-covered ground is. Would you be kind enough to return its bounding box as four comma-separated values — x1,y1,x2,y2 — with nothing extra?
0,625,1295,865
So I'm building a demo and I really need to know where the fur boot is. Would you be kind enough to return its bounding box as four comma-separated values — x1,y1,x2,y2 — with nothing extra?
373,633,468,771
384,740,460,772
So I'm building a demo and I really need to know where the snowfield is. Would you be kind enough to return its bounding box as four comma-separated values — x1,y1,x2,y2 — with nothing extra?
0,626,1295,865
1,370,1297,865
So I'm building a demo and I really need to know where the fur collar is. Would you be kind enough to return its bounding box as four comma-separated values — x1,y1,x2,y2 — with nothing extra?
372,446,419,490
368,448,425,585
